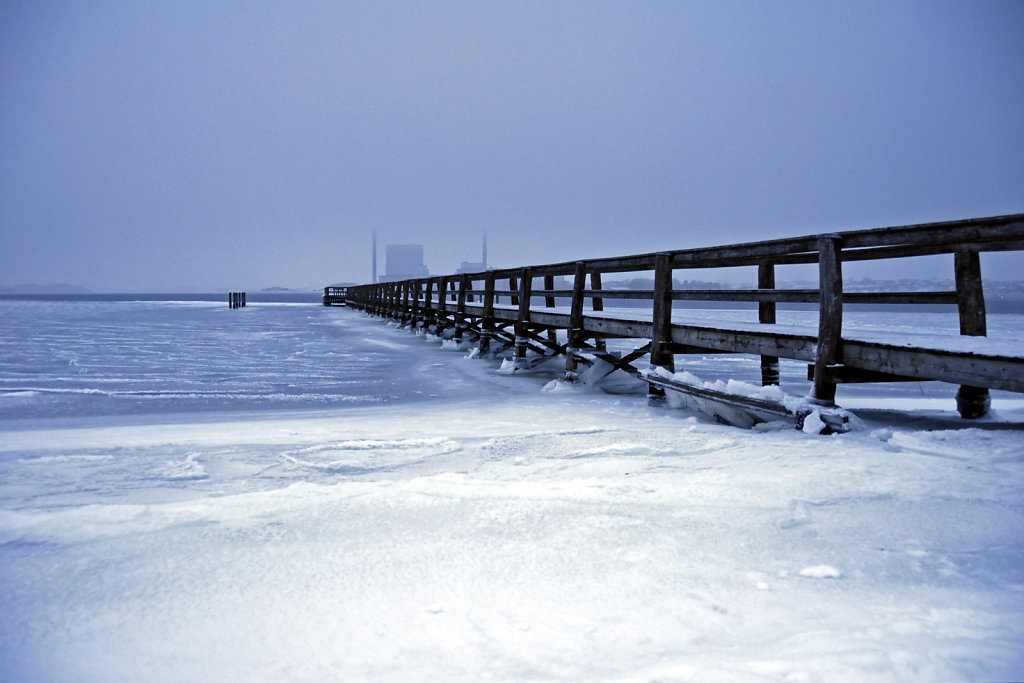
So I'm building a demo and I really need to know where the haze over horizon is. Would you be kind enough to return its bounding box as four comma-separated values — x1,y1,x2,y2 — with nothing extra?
2,1,1022,292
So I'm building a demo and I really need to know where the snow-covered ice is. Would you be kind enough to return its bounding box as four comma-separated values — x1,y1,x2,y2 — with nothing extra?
1,300,1023,681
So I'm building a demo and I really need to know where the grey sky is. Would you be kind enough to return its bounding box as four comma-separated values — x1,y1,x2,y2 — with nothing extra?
2,1,1022,291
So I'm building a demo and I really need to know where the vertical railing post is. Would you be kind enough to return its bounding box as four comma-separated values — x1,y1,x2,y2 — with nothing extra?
648,253,675,403
479,271,496,357
543,274,557,345
455,274,469,343
410,279,422,328
954,248,990,418
509,275,519,308
812,235,843,406
565,261,587,381
401,281,411,326
758,261,780,386
590,270,606,352
423,279,435,330
515,267,533,365
544,275,556,308
436,275,449,336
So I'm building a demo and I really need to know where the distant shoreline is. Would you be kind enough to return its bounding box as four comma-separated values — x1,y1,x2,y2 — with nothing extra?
3,291,1024,314
0,292,323,304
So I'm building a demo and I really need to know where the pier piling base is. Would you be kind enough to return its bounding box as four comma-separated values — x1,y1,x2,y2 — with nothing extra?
956,386,991,420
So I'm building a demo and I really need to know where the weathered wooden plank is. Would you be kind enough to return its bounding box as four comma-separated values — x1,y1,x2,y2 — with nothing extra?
837,215,1024,250
424,279,435,328
524,309,569,329
841,342,1024,393
515,268,533,362
759,262,780,386
566,261,587,379
841,238,1024,262
812,235,843,405
583,316,654,340
455,273,469,342
437,276,448,314
955,250,987,337
648,253,675,402
669,325,818,360
954,248,991,418
809,365,920,384
479,271,496,356
560,289,957,305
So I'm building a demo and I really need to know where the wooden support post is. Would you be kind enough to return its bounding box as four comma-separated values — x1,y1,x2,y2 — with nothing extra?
954,248,990,418
515,268,532,364
455,274,469,343
401,281,411,326
648,253,675,403
509,275,519,307
544,275,556,308
480,270,496,357
590,271,606,352
565,261,587,380
543,274,557,345
410,280,422,327
758,262,780,386
812,235,843,406
436,276,449,335
424,279,436,329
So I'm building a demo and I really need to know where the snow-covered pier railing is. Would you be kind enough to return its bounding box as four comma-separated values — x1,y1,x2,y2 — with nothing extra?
337,213,1024,431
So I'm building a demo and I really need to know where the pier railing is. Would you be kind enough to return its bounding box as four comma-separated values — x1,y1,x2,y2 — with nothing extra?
339,213,1024,429
323,287,348,306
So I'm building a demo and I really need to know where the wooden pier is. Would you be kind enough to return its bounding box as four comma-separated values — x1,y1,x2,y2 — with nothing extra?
323,287,348,306
335,214,1024,432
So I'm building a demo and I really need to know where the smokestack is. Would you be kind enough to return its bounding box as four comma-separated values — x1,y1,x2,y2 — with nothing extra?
372,231,377,283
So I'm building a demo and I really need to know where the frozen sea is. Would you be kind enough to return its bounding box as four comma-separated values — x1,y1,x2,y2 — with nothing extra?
1,298,1023,681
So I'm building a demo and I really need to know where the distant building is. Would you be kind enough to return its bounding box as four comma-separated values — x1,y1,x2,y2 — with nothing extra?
457,261,486,274
380,244,430,282
456,234,488,274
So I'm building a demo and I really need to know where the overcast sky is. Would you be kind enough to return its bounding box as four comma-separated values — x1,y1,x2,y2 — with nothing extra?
2,1,1022,291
